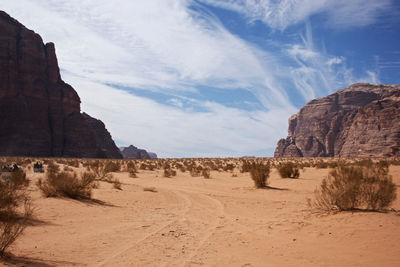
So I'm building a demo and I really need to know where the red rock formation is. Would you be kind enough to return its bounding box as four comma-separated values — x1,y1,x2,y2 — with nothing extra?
0,11,122,158
274,83,400,157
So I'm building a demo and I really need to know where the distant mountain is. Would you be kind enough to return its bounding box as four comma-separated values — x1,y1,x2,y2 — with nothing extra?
275,83,400,157
147,152,158,159
120,145,157,159
0,11,122,158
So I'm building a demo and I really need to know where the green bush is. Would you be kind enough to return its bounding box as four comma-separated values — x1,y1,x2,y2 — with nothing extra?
314,163,396,211
249,163,270,188
278,162,300,179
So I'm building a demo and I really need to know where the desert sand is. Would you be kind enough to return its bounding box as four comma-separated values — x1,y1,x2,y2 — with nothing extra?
2,161,400,267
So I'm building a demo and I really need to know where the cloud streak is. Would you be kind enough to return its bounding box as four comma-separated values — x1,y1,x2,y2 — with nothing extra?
0,0,387,157
200,0,395,30
64,73,294,157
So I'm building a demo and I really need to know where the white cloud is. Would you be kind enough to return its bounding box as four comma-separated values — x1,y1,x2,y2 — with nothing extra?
326,57,344,67
0,0,384,157
0,0,291,108
64,73,294,157
200,0,395,30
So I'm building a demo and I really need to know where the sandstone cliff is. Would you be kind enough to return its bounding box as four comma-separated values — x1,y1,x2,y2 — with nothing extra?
274,83,400,157
0,11,122,158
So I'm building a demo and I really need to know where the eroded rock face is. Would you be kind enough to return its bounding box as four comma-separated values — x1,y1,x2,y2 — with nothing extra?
0,11,122,158
274,83,400,157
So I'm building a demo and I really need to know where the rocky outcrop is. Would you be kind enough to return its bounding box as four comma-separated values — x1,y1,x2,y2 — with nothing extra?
147,152,158,159
274,83,400,157
0,11,122,158
120,145,156,159
82,113,122,158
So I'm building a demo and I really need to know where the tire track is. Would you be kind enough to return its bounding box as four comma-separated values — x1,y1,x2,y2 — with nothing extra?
94,190,192,267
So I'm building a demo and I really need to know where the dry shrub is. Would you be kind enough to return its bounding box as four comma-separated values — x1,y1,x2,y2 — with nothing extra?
240,160,253,173
103,174,122,190
104,161,121,173
278,162,300,179
0,179,32,257
249,163,271,188
190,168,201,177
163,168,176,178
163,164,177,178
314,163,396,211
223,163,235,172
202,168,211,179
126,161,137,173
37,171,96,199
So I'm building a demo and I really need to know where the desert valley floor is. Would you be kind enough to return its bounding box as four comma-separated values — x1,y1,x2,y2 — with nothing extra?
2,160,400,267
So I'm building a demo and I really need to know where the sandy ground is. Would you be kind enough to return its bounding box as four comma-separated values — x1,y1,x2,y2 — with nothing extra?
2,164,400,267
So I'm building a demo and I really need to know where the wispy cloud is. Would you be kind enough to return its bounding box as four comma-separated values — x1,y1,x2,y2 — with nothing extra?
200,0,395,30
1,0,291,108
64,73,294,157
0,0,386,157
282,21,379,100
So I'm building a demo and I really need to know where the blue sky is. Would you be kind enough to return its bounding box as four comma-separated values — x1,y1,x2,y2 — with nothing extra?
1,0,399,157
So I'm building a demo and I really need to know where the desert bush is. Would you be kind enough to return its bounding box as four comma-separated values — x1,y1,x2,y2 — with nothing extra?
223,163,235,172
126,161,137,173
249,163,271,188
190,166,202,177
104,161,121,173
314,163,396,211
202,168,211,179
102,173,122,190
278,162,300,179
163,168,177,178
240,160,252,173
37,171,96,199
0,179,32,257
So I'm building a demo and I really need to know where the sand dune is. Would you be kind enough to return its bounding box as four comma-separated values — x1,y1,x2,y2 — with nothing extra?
2,163,400,266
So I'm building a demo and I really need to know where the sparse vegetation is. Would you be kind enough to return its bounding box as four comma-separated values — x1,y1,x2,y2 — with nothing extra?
202,167,211,179
314,163,396,212
278,162,300,179
0,172,32,257
249,162,271,188
37,170,96,199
